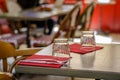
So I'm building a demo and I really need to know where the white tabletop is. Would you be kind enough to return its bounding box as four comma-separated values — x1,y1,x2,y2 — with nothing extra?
0,5,74,21
15,43,120,79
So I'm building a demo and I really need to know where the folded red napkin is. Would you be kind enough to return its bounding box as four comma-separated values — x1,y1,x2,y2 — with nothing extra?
18,55,70,68
70,43,103,54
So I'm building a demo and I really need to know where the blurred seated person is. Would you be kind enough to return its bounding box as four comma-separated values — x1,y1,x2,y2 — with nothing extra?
17,0,56,35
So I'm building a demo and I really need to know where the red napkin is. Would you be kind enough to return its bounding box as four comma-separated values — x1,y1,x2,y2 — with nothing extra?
18,55,70,68
70,43,103,54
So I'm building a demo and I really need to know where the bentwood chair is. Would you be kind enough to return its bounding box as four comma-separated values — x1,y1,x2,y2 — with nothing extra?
32,2,81,47
77,2,95,31
74,2,95,38
53,2,81,39
0,41,41,80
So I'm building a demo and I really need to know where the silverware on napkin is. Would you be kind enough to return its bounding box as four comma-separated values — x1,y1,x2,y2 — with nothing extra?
20,59,65,64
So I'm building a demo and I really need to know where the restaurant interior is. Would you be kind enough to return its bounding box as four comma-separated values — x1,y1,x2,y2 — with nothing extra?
0,0,120,80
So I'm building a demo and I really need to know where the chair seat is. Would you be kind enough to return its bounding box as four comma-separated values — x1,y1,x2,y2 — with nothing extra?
0,41,42,80
0,72,14,80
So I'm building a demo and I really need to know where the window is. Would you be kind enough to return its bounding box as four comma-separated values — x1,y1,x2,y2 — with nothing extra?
84,0,116,4
97,0,116,4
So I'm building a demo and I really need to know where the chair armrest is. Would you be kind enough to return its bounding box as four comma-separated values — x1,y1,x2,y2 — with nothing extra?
8,56,26,73
9,48,43,73
15,48,42,56
7,48,43,73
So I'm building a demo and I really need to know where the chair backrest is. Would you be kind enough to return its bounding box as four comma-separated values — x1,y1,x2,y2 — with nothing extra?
0,40,41,71
0,41,41,79
53,3,81,41
0,41,16,72
77,2,95,31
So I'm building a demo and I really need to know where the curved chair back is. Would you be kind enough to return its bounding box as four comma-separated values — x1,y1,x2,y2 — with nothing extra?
31,2,82,47
77,2,95,31
0,41,41,79
0,41,16,72
53,2,81,40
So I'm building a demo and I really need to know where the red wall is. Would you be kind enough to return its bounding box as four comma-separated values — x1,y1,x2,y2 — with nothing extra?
0,0,8,12
91,0,120,33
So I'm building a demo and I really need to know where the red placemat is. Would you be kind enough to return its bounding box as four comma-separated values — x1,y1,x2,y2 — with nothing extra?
18,55,70,68
70,43,103,54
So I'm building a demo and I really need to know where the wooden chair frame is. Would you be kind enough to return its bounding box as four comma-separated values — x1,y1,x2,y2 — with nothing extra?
77,2,95,31
0,41,41,80
53,3,81,40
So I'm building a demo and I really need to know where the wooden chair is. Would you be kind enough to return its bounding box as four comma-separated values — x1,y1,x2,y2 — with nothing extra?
32,3,81,47
0,72,14,80
0,41,41,80
77,2,95,31
53,2,81,39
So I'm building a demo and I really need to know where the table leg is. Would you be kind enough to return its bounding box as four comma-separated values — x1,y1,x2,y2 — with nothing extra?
26,21,31,48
